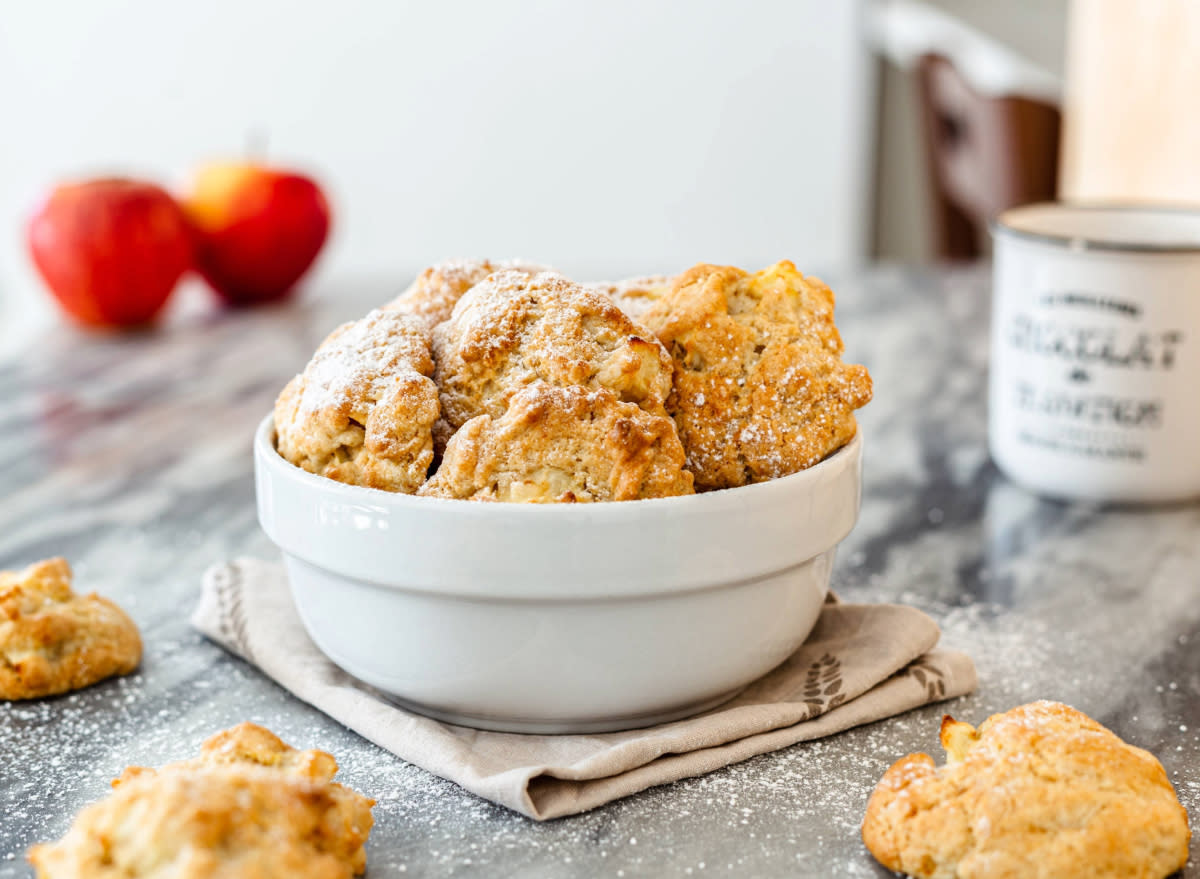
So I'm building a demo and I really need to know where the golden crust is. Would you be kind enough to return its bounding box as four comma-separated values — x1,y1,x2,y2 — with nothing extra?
861,701,1191,879
0,558,141,700
29,723,375,879
126,721,342,784
431,270,674,443
419,384,694,502
586,274,674,323
382,258,548,329
641,261,872,489
274,309,440,492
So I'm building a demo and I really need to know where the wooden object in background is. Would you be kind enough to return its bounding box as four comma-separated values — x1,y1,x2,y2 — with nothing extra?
1061,0,1200,204
918,54,1061,260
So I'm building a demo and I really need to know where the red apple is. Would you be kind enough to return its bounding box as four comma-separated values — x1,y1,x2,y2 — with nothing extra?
27,178,193,328
184,162,331,306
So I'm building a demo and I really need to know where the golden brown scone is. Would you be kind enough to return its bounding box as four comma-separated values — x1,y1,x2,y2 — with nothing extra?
274,308,440,492
641,261,873,489
29,723,375,879
0,558,141,700
861,701,1191,879
432,270,674,445
120,721,340,783
383,257,548,328
420,383,694,502
586,274,673,323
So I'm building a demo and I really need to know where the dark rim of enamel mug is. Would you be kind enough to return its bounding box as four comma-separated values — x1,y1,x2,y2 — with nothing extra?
991,201,1200,254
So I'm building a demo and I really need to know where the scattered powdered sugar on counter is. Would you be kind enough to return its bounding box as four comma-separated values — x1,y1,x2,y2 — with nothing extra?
3,588,1196,878
0,675,152,859
0,611,968,876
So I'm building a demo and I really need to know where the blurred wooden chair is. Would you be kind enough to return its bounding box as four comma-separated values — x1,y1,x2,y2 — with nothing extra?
870,0,1064,261
917,54,1061,261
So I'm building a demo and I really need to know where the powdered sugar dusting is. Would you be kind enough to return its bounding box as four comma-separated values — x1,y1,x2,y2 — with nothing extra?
384,258,551,328
291,310,432,415
447,270,607,327
432,270,675,432
424,258,549,289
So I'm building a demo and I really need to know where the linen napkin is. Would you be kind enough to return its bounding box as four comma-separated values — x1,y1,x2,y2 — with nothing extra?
192,558,975,820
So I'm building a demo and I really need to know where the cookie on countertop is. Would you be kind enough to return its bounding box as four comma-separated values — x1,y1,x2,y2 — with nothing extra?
0,557,141,700
641,261,872,489
431,270,674,443
274,308,440,493
129,721,341,781
29,722,375,879
586,274,674,323
420,383,694,502
383,257,548,329
861,700,1191,879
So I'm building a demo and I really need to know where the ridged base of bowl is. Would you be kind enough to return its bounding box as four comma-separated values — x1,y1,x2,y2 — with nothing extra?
378,686,748,734
288,552,831,738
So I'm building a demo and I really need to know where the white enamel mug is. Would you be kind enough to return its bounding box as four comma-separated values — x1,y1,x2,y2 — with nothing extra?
990,203,1200,503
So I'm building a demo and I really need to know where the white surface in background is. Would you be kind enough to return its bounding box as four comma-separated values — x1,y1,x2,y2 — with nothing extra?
0,0,874,347
867,0,1061,101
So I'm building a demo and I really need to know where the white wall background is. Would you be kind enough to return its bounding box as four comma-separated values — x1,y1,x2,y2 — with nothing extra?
0,0,873,340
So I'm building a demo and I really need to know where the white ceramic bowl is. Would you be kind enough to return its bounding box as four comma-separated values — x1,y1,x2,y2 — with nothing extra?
254,415,863,733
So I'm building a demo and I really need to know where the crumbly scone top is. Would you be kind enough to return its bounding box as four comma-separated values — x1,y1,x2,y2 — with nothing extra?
861,700,1191,879
29,723,375,879
0,557,75,616
420,383,694,502
432,270,674,437
287,308,434,411
642,260,872,489
138,721,341,784
383,257,549,329
274,308,440,492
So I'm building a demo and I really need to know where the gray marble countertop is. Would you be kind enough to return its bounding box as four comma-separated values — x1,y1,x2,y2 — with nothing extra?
1,267,1197,878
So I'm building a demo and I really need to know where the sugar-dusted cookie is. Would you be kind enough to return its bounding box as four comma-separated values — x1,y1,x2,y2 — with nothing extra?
0,557,141,700
274,308,440,492
432,270,674,443
642,261,872,489
383,257,548,329
861,701,1191,879
29,723,375,879
420,383,693,502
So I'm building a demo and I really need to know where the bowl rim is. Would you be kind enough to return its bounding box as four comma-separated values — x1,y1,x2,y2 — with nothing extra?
254,412,862,515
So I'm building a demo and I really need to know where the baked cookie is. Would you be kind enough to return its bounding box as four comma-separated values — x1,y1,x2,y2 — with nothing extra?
420,383,694,502
587,274,673,323
383,257,548,329
861,701,1191,879
29,723,375,879
275,308,440,492
432,270,674,442
0,557,141,700
128,721,341,781
641,261,872,489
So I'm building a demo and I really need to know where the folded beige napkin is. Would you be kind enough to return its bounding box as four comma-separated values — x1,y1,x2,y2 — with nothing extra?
192,558,975,820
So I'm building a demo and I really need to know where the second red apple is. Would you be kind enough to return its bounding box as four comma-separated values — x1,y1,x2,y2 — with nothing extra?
185,163,331,307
